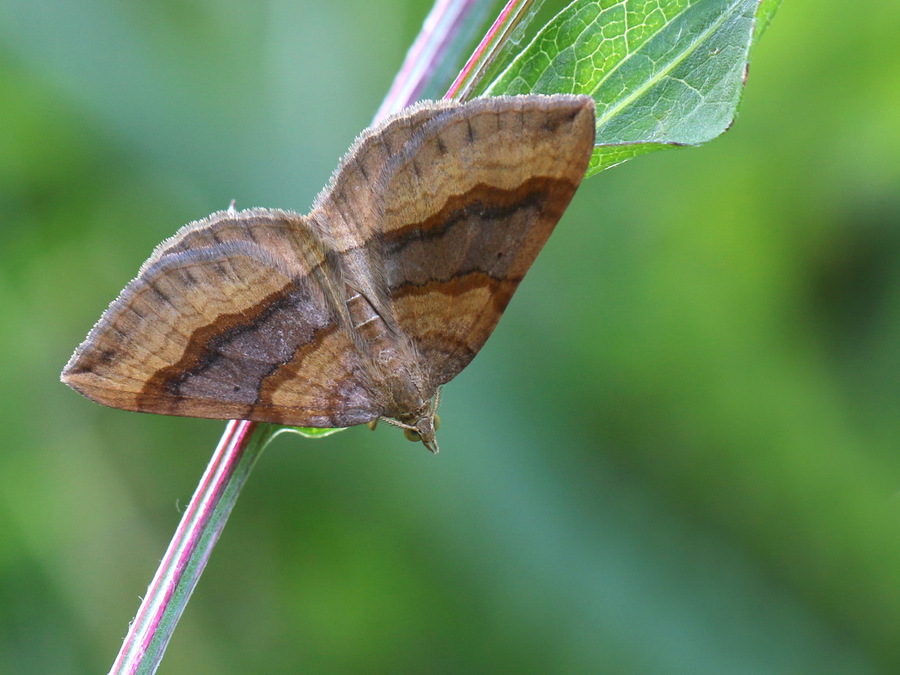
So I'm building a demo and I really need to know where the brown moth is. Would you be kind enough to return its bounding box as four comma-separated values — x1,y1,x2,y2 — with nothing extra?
61,94,596,452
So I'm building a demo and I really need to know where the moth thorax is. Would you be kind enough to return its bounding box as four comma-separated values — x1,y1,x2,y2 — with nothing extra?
381,367,428,419
345,288,387,340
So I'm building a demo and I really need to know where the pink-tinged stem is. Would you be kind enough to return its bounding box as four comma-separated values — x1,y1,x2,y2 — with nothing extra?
110,420,269,674
445,0,536,101
375,0,483,120
107,1,503,674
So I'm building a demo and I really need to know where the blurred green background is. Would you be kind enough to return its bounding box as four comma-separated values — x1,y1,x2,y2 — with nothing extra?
2,0,900,672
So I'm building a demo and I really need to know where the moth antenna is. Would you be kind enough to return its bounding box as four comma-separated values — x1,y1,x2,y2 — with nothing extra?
378,416,410,431
432,386,443,413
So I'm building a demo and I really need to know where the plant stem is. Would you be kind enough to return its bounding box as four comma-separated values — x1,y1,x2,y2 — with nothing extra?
109,421,270,674
445,0,538,101
375,0,483,120
107,1,499,673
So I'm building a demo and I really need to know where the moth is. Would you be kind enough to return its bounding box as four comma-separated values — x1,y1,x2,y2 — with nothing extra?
62,94,596,452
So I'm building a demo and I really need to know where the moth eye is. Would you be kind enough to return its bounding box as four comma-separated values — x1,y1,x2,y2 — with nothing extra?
404,429,422,442
433,414,441,431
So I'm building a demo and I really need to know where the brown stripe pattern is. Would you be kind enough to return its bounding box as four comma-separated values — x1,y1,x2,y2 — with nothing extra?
61,94,596,443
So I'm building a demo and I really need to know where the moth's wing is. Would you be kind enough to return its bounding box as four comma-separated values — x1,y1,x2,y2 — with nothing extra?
319,94,595,385
61,208,381,428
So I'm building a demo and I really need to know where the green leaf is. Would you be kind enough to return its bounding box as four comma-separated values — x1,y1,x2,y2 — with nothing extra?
754,0,783,45
588,141,674,173
484,0,762,177
271,425,348,442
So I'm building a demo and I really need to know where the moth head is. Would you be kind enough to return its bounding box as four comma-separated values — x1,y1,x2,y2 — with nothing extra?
402,414,441,453
379,388,443,453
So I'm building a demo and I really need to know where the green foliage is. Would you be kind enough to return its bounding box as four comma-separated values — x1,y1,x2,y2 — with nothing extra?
273,426,348,440
754,0,784,41
486,0,764,174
